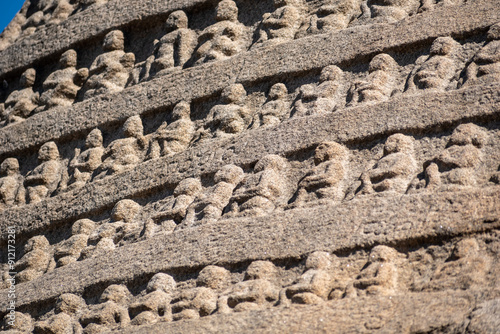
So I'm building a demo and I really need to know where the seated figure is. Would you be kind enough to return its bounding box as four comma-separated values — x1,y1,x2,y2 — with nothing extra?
194,0,245,64
292,65,344,117
25,141,66,203
253,0,302,48
3,68,39,124
294,141,348,206
82,30,135,99
54,219,95,267
464,23,500,86
348,53,398,106
172,265,230,320
252,83,289,128
129,273,177,326
179,164,244,228
300,0,362,36
0,158,25,211
148,101,194,160
359,134,416,194
68,129,104,191
424,123,486,191
227,154,289,217
406,37,459,92
80,285,131,333
15,236,54,283
367,0,420,23
34,293,86,334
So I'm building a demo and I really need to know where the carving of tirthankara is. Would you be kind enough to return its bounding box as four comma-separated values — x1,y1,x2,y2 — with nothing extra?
1,1,500,334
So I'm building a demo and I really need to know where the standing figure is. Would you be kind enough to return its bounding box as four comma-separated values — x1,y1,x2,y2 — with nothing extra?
464,23,500,86
367,0,420,23
3,68,39,124
252,83,289,128
68,129,104,191
300,0,362,36
15,236,54,283
0,158,25,211
39,49,89,111
194,0,245,64
82,30,135,99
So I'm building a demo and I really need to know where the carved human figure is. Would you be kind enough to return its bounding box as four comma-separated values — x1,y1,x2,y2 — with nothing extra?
252,83,289,128
172,265,231,320
3,68,39,124
80,285,131,333
352,245,399,296
424,123,486,190
464,23,500,86
1,312,33,333
68,129,104,191
15,236,54,283
301,0,362,36
39,49,89,111
179,164,244,228
34,293,86,334
82,30,135,99
148,101,195,160
0,158,25,211
54,219,96,267
285,252,335,304
367,0,420,23
218,261,280,313
294,141,348,206
292,65,344,117
94,116,148,179
227,155,289,217
423,238,491,291
254,0,302,48
359,134,417,194
194,0,245,64
348,53,398,106
129,273,177,326
25,141,66,203
406,37,459,92
205,84,250,139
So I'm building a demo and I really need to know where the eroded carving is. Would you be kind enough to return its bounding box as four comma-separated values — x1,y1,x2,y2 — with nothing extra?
2,68,39,125
15,236,54,284
252,83,289,128
464,23,500,86
0,158,25,211
54,219,96,267
68,129,104,191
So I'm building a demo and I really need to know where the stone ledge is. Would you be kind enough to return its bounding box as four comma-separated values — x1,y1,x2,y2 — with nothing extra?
1,187,498,313
1,0,499,156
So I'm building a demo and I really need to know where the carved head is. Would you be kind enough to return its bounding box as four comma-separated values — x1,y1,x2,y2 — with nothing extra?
429,37,457,56
314,142,347,165
111,199,141,223
197,265,231,290
244,260,278,281
20,68,36,88
25,236,50,253
103,30,125,51
320,65,343,83
369,53,397,73
487,22,500,41
55,293,86,315
123,115,144,138
166,10,188,30
146,273,177,294
0,158,19,176
85,128,103,148
268,83,288,100
216,0,238,22
305,251,333,270
174,178,202,197
254,154,287,173
172,101,191,120
452,238,479,259
72,219,96,236
369,245,397,262
383,133,414,155
222,83,246,104
448,123,487,148
299,84,316,99
100,284,132,305
38,141,60,161
214,164,244,185
59,49,77,68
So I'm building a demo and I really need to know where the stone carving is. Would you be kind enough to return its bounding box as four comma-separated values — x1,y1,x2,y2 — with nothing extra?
218,261,280,313
34,293,86,334
194,0,245,64
406,37,460,92
179,164,244,228
54,219,96,267
68,129,104,191
129,273,177,325
423,123,486,190
82,30,135,99
15,236,54,284
148,101,195,160
367,0,420,23
80,285,131,333
292,65,344,117
38,49,89,111
348,53,398,106
293,141,348,206
0,158,25,211
359,134,416,194
227,154,289,217
2,68,39,125
464,23,500,86
253,0,302,48
1,312,33,333
172,266,230,320
25,141,66,203
94,116,148,179
252,83,289,128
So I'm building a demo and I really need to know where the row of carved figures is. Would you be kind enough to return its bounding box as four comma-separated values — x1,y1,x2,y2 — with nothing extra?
1,121,499,214
1,237,493,333
2,5,497,127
